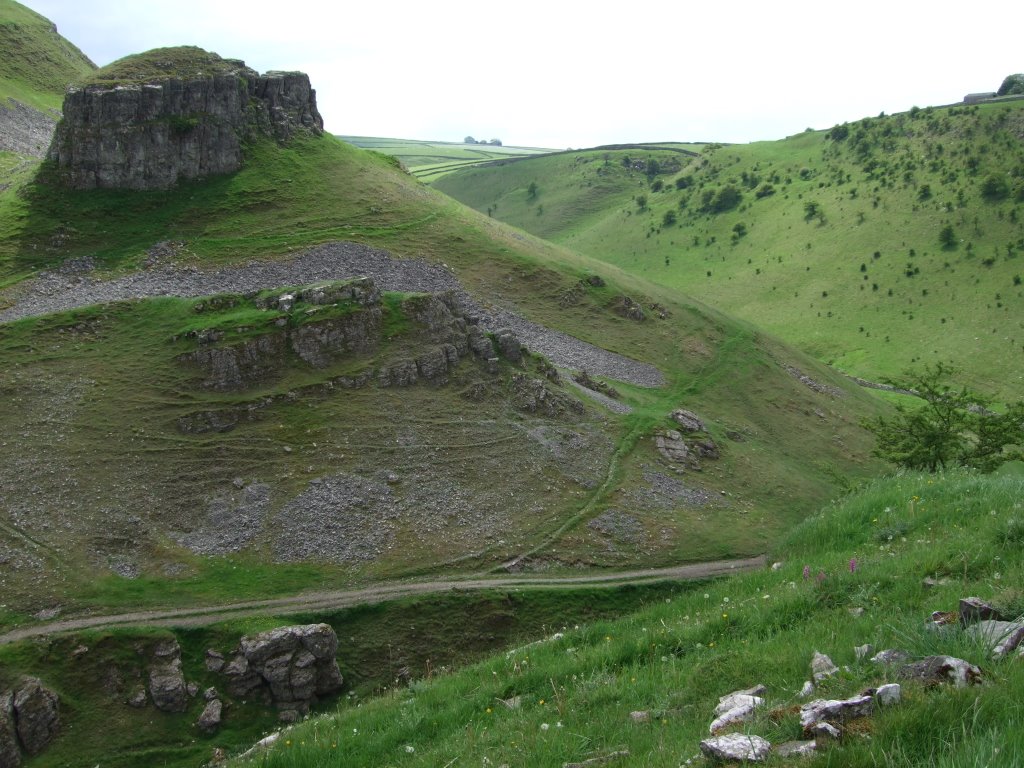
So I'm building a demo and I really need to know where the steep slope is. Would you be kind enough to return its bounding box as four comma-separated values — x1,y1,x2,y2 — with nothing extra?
0,0,95,156
436,102,1024,401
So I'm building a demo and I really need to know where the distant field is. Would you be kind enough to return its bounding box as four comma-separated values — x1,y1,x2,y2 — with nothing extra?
339,136,558,181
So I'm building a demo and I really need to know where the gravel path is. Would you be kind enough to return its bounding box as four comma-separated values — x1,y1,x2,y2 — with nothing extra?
0,241,664,387
0,556,766,643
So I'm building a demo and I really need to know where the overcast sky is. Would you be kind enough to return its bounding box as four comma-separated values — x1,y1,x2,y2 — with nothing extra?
25,0,1023,149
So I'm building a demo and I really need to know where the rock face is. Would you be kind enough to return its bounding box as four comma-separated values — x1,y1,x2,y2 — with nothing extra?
178,281,514,397
0,690,19,768
221,624,343,721
8,678,59,757
47,48,323,190
148,638,188,713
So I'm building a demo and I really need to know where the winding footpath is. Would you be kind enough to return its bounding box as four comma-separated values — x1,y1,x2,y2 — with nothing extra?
0,241,664,387
0,557,766,644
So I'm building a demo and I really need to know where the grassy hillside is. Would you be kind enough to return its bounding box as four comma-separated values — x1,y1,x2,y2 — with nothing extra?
227,469,1024,767
436,102,1024,401
0,132,889,623
339,136,557,182
0,0,94,111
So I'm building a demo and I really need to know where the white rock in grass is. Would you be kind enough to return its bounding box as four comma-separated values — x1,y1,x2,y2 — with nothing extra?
811,651,839,682
714,692,764,717
799,695,873,731
875,683,901,706
854,644,874,661
966,620,1024,658
709,698,763,733
898,656,982,688
811,722,842,741
699,733,771,762
776,740,817,757
798,680,815,698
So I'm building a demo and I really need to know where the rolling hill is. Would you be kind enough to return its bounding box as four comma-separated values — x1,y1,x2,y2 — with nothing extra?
435,102,1024,402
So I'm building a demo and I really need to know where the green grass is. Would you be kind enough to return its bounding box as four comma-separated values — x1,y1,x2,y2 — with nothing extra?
0,0,94,112
436,103,1024,402
79,46,245,87
0,582,692,768
339,136,557,181
0,275,887,620
228,469,1024,767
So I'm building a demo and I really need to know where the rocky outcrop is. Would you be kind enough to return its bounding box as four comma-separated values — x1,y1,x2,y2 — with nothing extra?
47,48,323,189
221,623,343,722
0,678,60,760
148,638,188,713
178,281,524,395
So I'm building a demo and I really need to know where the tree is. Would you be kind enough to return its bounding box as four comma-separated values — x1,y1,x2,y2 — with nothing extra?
662,210,677,227
939,223,957,248
464,136,477,144
635,194,648,211
997,73,1024,96
862,363,1024,472
981,174,1009,201
489,138,502,146
527,181,538,201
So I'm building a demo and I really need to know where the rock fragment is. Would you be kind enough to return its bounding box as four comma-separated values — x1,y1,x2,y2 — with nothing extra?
699,733,771,763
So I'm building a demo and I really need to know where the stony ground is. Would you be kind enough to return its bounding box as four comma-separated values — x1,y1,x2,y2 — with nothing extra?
0,241,664,387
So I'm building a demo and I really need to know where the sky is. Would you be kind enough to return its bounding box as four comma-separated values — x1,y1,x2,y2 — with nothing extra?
24,0,1024,149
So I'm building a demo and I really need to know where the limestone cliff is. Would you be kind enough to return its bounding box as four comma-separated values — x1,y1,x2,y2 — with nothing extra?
46,46,323,190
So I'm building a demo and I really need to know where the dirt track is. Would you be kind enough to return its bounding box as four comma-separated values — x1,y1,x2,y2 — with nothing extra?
0,556,766,644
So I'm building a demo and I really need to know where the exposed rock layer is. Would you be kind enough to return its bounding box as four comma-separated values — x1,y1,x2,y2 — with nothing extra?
47,54,323,189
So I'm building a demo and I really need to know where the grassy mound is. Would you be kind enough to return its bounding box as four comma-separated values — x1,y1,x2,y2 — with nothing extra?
0,0,95,111
436,103,1024,401
229,469,1024,767
78,46,247,87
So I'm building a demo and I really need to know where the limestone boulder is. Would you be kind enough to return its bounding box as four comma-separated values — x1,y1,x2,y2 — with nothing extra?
699,733,771,763
966,620,1024,658
898,656,982,688
224,624,343,720
799,694,873,732
670,409,704,432
12,679,59,756
148,638,189,712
